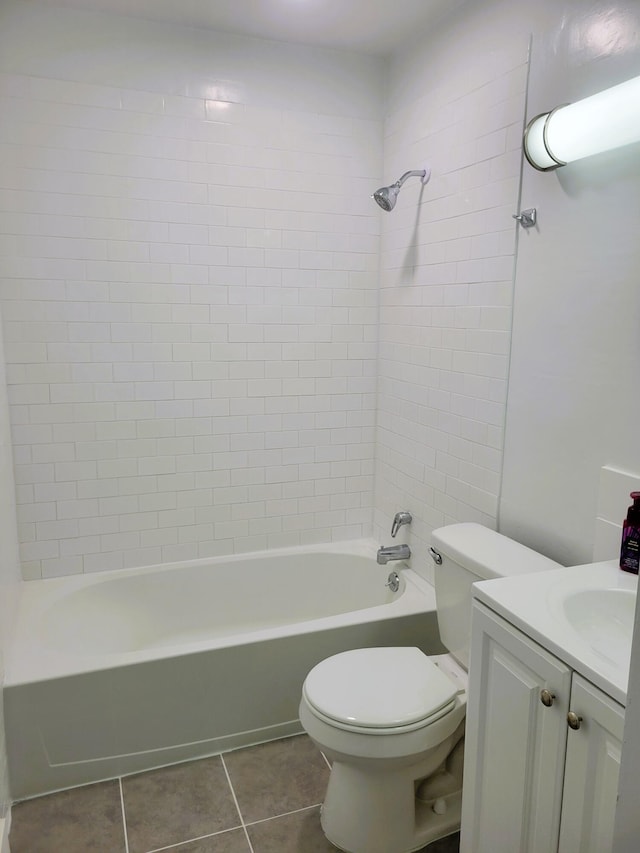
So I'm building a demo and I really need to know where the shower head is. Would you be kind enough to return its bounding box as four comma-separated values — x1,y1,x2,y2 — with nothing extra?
372,166,431,211
372,184,401,212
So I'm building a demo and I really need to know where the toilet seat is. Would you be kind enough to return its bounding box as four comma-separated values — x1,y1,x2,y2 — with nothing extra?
302,647,459,735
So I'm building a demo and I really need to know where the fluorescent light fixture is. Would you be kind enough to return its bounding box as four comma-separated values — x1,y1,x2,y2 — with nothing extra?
523,74,640,170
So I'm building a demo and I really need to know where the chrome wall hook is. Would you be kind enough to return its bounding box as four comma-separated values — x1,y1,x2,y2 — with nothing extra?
512,208,537,228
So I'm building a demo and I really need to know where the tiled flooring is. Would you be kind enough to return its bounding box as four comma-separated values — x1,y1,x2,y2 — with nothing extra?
9,734,460,853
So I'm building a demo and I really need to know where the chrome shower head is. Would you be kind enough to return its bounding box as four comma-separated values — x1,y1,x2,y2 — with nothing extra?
372,166,431,212
373,183,401,211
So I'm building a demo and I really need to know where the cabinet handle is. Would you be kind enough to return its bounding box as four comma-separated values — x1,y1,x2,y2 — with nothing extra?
540,689,555,707
567,711,583,730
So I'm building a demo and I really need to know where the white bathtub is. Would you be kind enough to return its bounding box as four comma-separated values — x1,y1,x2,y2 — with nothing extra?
4,540,442,799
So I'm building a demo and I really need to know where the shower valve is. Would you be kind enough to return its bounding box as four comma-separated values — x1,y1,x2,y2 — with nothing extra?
391,511,412,538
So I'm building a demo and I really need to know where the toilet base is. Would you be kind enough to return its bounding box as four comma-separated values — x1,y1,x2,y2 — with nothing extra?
319,753,463,853
323,793,462,853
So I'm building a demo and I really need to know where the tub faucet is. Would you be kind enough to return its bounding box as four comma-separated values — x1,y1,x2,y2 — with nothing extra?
376,543,411,565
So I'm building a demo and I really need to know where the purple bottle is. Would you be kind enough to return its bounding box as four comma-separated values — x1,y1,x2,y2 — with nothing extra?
620,491,640,574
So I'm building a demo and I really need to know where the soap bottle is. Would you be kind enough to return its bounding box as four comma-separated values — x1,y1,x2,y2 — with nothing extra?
620,491,640,574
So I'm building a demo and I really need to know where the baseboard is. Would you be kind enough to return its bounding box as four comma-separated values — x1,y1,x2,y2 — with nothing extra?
0,813,11,853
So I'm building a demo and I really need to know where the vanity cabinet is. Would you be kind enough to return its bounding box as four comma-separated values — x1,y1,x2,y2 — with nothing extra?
461,601,624,853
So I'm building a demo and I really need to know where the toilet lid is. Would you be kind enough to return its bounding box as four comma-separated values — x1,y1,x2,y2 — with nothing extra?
303,647,458,730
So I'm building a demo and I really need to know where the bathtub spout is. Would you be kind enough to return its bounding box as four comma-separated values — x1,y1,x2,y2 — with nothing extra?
376,544,410,565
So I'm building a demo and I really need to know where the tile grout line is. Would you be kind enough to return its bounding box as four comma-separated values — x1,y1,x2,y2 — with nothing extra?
144,826,247,853
243,801,324,827
118,777,131,853
320,749,331,771
220,754,256,853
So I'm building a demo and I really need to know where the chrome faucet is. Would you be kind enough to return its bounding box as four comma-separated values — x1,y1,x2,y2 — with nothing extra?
377,543,411,565
391,511,412,538
377,510,412,564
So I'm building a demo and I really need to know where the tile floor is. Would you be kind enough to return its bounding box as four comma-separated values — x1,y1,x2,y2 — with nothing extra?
9,734,460,853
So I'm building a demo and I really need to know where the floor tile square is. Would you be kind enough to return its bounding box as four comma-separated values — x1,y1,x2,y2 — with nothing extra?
9,780,126,853
223,734,329,823
247,807,338,852
122,756,240,853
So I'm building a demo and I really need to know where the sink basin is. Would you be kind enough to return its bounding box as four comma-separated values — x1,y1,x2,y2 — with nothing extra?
474,560,638,704
562,588,636,667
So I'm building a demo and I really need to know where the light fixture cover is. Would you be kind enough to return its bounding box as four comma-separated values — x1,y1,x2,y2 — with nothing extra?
524,74,640,170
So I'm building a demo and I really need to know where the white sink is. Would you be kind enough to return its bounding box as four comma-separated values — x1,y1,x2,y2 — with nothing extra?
561,587,636,668
472,561,639,705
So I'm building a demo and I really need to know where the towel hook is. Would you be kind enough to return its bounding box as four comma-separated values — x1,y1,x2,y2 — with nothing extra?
512,208,537,228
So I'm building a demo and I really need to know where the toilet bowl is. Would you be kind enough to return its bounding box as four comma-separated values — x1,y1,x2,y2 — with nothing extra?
299,523,562,853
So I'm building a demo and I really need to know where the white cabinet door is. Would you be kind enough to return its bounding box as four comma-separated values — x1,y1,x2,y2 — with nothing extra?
558,674,624,853
461,602,572,853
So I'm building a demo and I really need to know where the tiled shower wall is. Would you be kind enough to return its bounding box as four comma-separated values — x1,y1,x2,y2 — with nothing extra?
0,1,551,586
0,6,383,579
374,8,532,579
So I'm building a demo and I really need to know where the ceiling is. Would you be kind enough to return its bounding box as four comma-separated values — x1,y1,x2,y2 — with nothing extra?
32,0,468,56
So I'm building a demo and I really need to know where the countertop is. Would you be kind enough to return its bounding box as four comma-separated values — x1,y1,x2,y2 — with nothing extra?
472,560,638,706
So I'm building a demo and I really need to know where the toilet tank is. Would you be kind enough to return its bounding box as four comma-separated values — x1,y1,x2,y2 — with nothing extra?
430,523,561,669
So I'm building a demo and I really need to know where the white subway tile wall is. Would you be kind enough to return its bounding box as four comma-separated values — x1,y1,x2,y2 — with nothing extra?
374,37,529,579
0,5,532,583
0,56,382,578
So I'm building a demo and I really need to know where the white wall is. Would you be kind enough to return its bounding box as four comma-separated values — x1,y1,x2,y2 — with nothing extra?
500,2,640,565
0,2,384,578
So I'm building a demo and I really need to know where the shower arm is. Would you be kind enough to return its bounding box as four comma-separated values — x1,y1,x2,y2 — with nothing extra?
394,169,427,188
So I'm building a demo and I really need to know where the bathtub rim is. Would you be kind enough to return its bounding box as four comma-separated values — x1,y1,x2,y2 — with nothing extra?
6,538,437,687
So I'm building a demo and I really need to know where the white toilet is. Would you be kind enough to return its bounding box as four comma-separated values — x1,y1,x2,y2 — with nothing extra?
299,522,560,853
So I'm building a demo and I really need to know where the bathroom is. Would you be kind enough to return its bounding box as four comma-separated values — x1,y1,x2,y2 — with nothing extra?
0,0,639,849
